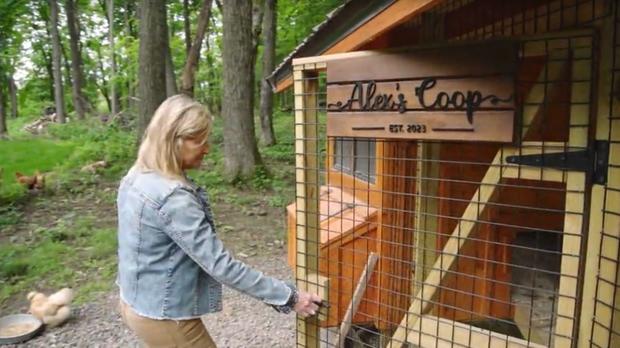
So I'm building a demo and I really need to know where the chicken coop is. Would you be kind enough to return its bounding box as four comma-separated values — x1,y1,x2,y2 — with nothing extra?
271,0,620,347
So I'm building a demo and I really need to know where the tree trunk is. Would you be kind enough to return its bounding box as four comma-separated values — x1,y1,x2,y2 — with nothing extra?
164,33,178,96
8,75,18,119
108,0,119,116
259,0,276,145
0,83,7,138
180,0,212,97
222,0,263,179
49,0,66,123
137,0,167,139
60,41,74,104
250,0,264,95
65,0,87,119
124,1,137,111
183,0,192,57
94,43,111,112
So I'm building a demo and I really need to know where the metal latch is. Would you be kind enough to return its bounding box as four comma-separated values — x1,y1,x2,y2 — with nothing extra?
505,141,609,185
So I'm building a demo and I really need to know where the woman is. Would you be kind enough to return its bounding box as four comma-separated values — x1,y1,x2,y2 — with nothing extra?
117,94,321,347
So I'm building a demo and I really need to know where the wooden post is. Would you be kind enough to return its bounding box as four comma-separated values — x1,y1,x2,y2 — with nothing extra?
338,252,379,347
294,66,321,348
413,143,440,294
578,9,613,348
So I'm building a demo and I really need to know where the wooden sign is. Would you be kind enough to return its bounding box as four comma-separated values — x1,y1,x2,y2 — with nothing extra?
326,41,517,142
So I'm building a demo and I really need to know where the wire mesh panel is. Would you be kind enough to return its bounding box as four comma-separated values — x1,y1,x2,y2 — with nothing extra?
589,2,620,348
288,1,620,348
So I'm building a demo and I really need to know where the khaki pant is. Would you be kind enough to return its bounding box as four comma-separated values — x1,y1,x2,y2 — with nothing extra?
119,300,217,348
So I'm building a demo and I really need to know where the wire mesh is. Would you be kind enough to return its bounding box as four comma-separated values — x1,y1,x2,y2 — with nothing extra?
289,1,618,347
590,2,620,348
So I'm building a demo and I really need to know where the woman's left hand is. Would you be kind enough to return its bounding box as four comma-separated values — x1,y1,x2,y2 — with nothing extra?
294,291,322,317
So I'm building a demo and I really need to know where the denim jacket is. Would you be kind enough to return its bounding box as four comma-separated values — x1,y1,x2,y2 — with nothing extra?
116,168,292,320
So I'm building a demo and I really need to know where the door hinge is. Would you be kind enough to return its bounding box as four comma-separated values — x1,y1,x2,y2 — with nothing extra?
505,141,609,185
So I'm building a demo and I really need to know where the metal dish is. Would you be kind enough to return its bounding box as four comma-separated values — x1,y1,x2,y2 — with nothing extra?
0,314,43,345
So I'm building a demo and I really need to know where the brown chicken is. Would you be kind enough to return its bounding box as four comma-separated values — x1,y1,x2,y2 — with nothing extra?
15,171,45,190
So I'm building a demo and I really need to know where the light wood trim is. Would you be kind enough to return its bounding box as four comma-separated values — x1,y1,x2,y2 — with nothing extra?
554,172,586,348
295,69,321,348
338,253,379,348
293,50,384,66
554,38,593,346
579,9,614,347
406,315,547,348
413,143,440,294
324,0,441,54
275,75,293,93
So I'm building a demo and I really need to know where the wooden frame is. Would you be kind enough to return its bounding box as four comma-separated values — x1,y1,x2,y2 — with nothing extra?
294,67,321,347
580,7,618,348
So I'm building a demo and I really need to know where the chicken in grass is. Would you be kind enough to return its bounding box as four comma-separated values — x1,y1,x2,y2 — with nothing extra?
15,171,45,190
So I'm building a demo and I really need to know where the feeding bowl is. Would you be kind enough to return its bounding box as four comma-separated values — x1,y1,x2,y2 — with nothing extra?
0,314,43,345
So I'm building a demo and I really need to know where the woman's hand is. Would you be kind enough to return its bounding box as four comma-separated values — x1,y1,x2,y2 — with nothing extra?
294,290,323,317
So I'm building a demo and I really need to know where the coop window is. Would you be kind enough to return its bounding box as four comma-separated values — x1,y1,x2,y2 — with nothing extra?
333,137,376,183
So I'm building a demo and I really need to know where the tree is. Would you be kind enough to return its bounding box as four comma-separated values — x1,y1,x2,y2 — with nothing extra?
65,0,88,119
164,21,178,97
48,0,66,123
137,0,167,139
0,76,7,138
180,0,212,97
221,0,263,179
8,76,17,118
0,0,27,123
108,0,119,116
182,0,192,57
259,0,276,145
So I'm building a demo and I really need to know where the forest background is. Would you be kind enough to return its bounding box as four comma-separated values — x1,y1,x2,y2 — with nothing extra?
0,0,341,310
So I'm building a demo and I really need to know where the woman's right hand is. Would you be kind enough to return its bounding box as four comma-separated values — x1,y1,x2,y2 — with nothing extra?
294,290,323,317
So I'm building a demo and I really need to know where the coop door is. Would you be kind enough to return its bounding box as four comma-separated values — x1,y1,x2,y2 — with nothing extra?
390,33,594,348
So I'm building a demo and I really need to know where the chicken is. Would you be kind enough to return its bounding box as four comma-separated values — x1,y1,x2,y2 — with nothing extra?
27,288,74,328
15,171,45,190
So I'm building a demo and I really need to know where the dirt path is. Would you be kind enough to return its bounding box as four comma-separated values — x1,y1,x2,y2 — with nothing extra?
4,253,295,348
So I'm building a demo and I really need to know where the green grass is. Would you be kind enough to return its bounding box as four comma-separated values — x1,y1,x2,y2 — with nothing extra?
0,215,118,306
0,138,76,201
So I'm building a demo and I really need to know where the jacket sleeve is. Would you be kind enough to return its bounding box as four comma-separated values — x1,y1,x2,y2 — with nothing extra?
158,186,292,306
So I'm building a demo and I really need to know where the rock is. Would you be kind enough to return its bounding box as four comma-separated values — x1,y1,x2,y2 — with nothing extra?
256,209,268,216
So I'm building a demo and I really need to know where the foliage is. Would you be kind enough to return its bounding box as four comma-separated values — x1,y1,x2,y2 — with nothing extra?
275,0,343,62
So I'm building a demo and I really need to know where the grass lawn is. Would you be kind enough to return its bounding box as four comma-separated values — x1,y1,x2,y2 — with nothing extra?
0,138,76,201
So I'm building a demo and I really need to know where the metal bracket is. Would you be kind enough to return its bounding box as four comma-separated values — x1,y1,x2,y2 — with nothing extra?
505,141,609,184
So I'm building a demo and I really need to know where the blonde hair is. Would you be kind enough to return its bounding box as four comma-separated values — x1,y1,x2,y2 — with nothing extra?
135,94,212,179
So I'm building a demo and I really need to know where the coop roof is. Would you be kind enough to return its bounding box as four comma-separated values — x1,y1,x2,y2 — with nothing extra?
267,0,442,93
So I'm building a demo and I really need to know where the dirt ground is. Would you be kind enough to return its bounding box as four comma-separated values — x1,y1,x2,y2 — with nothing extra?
0,179,297,347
